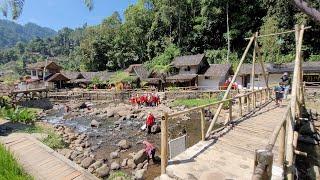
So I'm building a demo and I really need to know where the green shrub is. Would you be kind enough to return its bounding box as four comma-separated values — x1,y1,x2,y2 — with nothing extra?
0,143,33,180
108,171,130,180
42,132,66,150
171,98,217,108
1,107,37,124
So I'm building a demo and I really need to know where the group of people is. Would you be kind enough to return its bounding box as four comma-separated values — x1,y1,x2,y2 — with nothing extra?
274,72,291,106
129,93,160,107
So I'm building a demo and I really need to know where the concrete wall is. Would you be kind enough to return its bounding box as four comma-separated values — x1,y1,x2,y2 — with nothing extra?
236,75,268,89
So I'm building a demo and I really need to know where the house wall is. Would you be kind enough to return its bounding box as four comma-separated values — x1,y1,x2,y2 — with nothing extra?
269,74,283,86
178,66,198,74
198,76,224,90
236,74,268,89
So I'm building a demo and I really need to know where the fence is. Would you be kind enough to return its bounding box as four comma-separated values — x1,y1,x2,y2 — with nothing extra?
160,87,273,174
252,25,306,180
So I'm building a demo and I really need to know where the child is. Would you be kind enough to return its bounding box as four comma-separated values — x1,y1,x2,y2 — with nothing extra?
274,82,284,106
146,112,155,134
143,140,156,163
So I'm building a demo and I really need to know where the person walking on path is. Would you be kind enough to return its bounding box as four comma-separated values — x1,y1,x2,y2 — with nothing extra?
281,72,291,99
146,112,155,134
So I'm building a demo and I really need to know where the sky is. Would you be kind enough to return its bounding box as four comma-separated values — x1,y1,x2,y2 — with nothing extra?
1,0,137,31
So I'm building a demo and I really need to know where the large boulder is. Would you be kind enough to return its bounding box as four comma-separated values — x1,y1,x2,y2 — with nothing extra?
127,159,136,169
133,150,148,165
117,139,131,150
95,164,110,178
121,158,128,167
89,160,103,170
135,169,146,180
90,120,101,127
81,157,95,169
151,124,161,134
110,161,120,170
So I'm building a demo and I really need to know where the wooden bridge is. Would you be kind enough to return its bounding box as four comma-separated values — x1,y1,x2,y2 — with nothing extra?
160,25,309,180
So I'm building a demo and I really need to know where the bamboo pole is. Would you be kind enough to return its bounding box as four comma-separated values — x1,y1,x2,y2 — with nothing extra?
251,32,257,107
247,95,250,113
254,40,269,91
200,108,205,141
279,122,286,165
206,36,255,138
245,26,311,40
226,99,232,124
239,97,243,117
161,112,169,174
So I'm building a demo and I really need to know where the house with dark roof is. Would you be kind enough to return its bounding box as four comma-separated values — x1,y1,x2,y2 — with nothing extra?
198,64,232,90
166,54,209,86
20,60,70,90
125,64,164,88
236,61,320,89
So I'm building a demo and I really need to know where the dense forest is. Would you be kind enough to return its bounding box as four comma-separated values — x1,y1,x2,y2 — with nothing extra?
0,0,320,74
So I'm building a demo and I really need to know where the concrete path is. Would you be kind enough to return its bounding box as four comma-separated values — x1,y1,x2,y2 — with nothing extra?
0,133,98,180
165,103,287,180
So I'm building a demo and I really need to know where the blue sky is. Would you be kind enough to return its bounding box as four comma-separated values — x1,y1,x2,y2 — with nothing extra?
2,0,137,31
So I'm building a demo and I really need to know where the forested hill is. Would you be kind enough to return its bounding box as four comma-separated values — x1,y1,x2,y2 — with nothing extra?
0,19,56,48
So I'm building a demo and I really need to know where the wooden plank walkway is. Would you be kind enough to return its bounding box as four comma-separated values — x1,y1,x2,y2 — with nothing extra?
0,133,98,180
165,103,287,180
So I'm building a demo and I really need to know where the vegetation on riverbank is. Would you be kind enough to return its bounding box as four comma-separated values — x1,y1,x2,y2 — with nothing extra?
108,171,130,180
171,98,217,108
0,143,33,180
21,124,67,150
0,107,38,124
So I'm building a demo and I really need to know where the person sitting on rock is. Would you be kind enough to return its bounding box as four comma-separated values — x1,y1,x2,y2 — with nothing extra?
143,140,156,163
146,112,155,134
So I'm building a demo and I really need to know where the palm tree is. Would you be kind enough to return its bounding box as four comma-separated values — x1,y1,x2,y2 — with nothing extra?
0,0,93,20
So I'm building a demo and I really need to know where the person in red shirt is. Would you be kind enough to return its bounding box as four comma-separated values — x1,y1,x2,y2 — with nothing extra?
146,112,155,134
143,140,156,162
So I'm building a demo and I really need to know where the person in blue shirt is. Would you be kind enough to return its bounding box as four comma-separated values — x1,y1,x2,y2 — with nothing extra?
274,82,285,106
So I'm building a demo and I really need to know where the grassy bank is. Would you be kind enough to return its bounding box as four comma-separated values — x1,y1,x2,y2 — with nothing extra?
21,124,67,150
171,98,217,108
0,143,33,180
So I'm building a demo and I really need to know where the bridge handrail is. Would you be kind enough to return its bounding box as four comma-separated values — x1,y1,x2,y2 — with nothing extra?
161,87,273,174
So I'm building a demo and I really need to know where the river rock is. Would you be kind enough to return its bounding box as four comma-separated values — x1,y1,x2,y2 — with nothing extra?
135,169,146,180
90,120,101,127
75,146,83,152
117,139,131,150
70,151,81,160
128,159,136,169
117,110,131,117
107,110,115,117
89,160,103,170
151,124,161,134
133,150,148,165
110,151,119,159
95,164,110,178
136,163,144,170
81,157,95,169
68,133,77,141
121,158,128,167
110,161,120,170
143,163,148,169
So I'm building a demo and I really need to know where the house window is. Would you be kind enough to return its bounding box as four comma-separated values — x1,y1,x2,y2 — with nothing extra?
254,74,259,81
31,70,37,76
205,76,210,80
184,66,191,71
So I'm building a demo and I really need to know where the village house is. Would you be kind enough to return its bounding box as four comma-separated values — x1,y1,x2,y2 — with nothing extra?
198,64,233,90
236,61,320,89
18,60,70,90
166,54,209,87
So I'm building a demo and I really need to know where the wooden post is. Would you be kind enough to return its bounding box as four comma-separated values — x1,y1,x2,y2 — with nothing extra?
161,112,169,174
255,39,270,92
239,97,243,117
225,99,232,124
200,108,205,141
252,150,274,180
251,32,257,107
247,95,250,113
205,35,255,138
279,123,286,165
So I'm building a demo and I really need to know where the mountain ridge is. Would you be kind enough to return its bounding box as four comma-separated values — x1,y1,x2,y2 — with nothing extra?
0,19,57,49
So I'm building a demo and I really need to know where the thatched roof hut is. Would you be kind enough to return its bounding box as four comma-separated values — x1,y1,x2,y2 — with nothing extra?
171,54,205,67
203,64,232,77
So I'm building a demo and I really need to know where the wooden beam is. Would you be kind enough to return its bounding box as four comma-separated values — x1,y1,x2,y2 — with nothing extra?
255,41,269,90
205,35,255,138
245,26,311,40
200,108,205,141
161,112,169,174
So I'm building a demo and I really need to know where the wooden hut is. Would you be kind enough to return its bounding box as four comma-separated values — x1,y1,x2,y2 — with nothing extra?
198,64,232,90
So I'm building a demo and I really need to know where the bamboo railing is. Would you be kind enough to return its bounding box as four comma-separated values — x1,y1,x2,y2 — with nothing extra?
252,24,307,180
160,87,272,174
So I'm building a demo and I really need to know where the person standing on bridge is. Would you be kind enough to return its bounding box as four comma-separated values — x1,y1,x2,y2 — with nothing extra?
274,82,285,106
281,72,291,99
